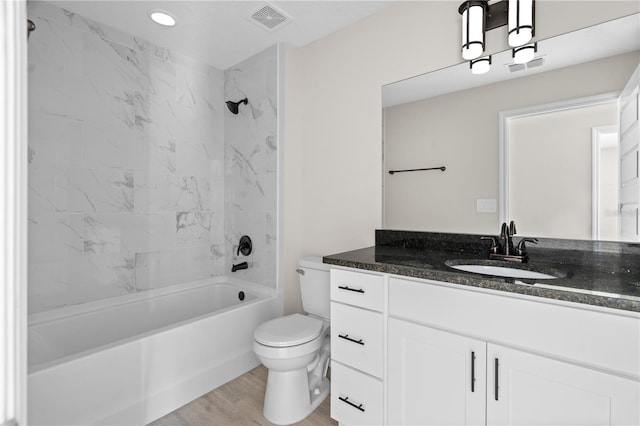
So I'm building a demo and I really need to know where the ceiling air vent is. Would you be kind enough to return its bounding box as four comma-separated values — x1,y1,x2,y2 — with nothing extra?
507,63,526,73
527,57,545,69
506,55,546,73
247,3,291,32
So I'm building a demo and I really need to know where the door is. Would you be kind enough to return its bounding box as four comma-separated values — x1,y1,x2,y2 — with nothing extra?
388,318,486,426
619,64,640,241
592,125,619,240
487,344,640,426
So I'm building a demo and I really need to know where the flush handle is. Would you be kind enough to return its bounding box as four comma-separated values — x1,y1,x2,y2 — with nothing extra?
296,268,305,275
338,334,365,346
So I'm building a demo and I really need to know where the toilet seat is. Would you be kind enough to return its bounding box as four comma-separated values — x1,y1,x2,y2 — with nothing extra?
255,314,323,347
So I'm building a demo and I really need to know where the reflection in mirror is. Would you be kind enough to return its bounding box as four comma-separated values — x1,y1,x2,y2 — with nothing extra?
502,94,619,241
382,14,640,242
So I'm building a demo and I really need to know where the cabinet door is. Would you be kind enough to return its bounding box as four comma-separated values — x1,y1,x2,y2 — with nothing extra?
388,318,486,426
487,344,640,426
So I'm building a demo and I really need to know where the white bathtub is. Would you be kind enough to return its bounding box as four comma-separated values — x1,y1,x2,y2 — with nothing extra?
27,277,279,426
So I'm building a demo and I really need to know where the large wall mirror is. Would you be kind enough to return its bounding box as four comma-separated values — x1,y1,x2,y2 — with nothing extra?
382,13,640,242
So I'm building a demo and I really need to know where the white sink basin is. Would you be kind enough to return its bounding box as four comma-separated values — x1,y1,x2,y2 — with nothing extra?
448,264,558,279
445,260,563,280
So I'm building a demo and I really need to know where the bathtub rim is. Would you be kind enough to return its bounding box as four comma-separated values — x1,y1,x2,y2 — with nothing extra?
28,277,275,373
29,276,275,326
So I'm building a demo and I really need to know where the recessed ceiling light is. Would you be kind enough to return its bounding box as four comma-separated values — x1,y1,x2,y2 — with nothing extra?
150,10,176,27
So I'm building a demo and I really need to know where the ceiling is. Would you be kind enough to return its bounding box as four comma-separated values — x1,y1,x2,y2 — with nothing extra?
46,0,393,69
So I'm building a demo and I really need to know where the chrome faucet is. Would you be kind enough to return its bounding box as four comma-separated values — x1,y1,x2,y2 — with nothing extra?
482,221,538,263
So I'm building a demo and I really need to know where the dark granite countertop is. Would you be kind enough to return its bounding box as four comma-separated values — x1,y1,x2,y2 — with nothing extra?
323,230,640,313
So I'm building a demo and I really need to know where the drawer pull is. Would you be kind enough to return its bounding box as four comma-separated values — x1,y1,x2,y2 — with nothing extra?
471,351,476,392
338,285,365,294
338,395,365,412
494,357,499,401
338,334,365,345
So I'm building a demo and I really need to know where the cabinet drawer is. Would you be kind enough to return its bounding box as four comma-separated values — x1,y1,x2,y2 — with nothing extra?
331,361,383,425
331,302,383,377
330,269,384,311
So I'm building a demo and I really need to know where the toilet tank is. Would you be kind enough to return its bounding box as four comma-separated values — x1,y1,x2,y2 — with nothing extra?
298,256,331,320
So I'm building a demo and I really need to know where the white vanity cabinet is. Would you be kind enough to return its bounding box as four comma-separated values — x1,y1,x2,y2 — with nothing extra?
388,276,640,426
330,269,385,425
388,319,639,426
329,266,640,426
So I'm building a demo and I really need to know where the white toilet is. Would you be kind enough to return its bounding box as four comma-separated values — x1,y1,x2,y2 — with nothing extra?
253,256,331,425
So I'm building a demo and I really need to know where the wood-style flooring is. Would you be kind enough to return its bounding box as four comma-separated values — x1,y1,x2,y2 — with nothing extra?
149,365,336,426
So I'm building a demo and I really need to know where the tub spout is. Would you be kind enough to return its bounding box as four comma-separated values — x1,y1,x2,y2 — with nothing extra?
231,262,248,272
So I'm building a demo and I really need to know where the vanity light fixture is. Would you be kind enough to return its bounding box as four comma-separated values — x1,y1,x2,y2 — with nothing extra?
150,10,176,27
512,42,537,64
459,1,487,60
459,0,535,72
470,55,492,74
508,0,535,47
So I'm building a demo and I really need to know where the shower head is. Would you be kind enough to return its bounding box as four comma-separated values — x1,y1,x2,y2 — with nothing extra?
226,98,248,115
27,19,36,39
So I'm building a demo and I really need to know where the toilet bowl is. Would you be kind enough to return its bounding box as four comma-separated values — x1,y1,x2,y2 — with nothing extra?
253,257,331,425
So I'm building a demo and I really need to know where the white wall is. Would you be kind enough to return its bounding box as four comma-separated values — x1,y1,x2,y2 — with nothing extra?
283,1,639,314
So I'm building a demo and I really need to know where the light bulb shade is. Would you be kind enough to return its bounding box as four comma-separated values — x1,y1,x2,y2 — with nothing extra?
470,56,491,75
460,1,486,60
512,43,536,64
508,0,534,47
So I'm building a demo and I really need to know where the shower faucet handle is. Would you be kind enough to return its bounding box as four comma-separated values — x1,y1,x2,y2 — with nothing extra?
237,235,252,256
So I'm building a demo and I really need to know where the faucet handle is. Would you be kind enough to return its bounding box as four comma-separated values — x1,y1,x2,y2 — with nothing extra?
515,237,538,256
509,220,517,236
237,235,252,256
481,236,501,254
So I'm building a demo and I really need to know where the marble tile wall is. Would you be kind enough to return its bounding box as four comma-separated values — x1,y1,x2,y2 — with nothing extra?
224,47,278,288
27,2,230,313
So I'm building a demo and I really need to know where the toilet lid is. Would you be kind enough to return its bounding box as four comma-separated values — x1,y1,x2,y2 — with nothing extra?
254,314,323,347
